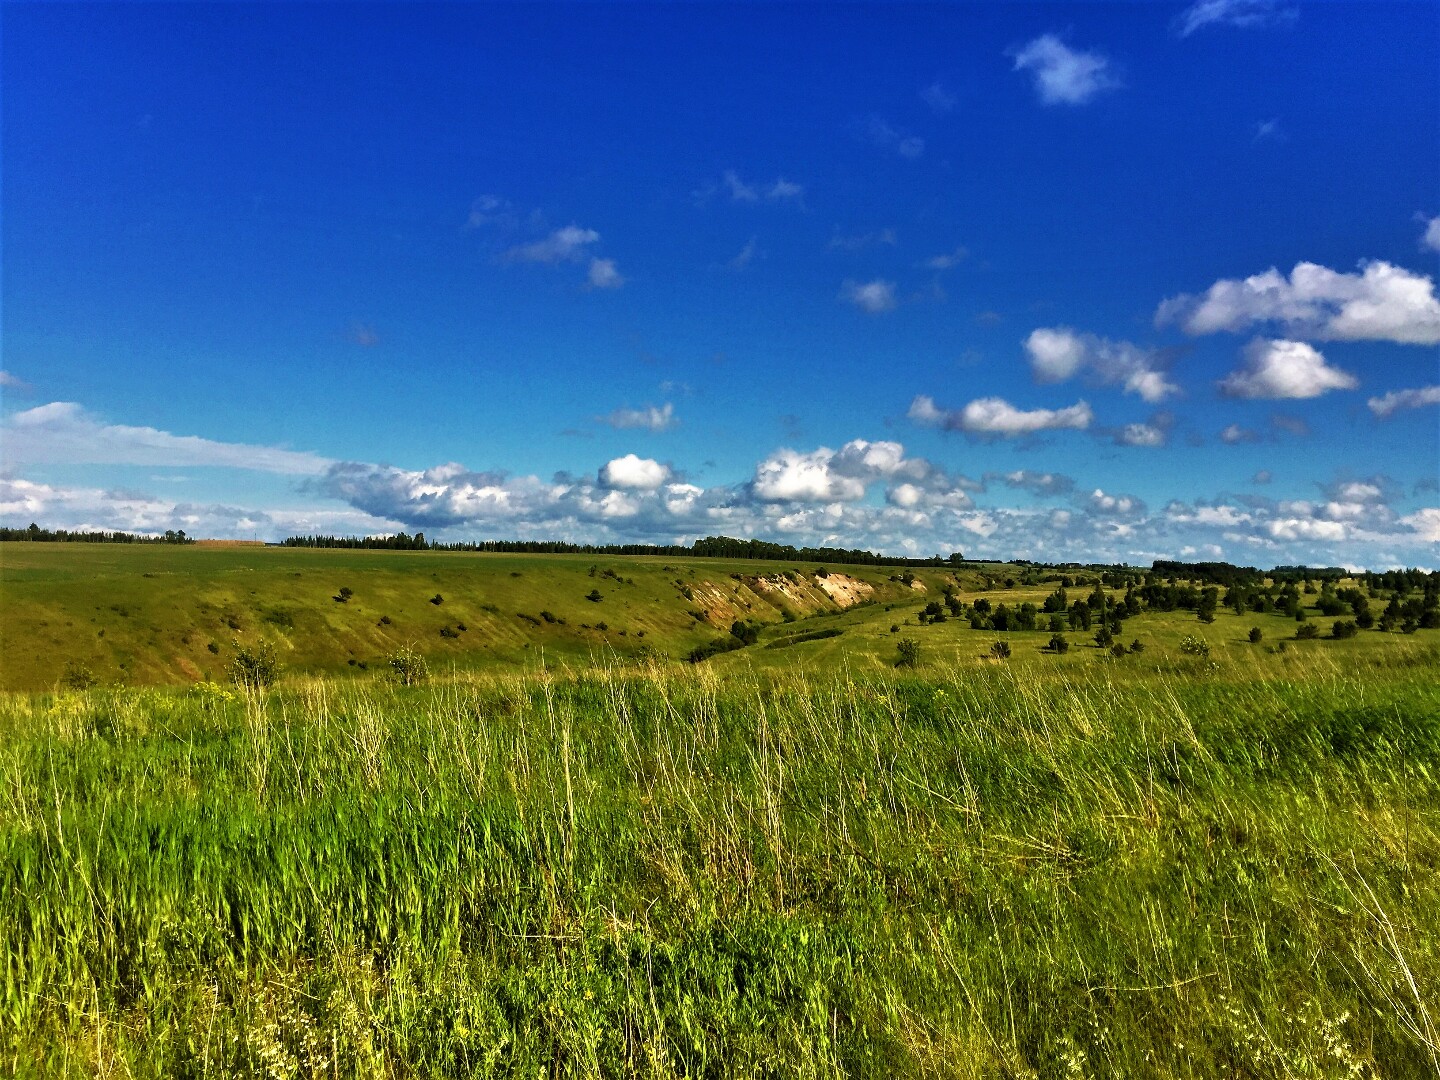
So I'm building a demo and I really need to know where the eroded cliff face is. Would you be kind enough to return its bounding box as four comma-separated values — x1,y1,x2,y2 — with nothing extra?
676,570,876,626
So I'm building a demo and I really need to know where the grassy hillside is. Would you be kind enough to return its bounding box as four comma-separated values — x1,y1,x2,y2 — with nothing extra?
2,652,1437,1075
0,543,942,690
2,542,1431,690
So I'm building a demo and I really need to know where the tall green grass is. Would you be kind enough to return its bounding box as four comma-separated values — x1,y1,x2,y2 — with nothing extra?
1,648,1437,1076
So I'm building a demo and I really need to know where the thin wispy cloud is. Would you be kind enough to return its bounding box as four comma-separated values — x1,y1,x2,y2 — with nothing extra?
503,224,601,264
1368,385,1440,418
727,236,759,270
828,229,897,252
859,114,924,159
711,170,805,205
3,402,334,475
1009,34,1120,106
1174,0,1297,37
920,81,956,114
922,246,968,271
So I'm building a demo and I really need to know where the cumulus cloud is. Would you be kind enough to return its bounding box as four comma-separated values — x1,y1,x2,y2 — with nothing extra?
839,279,898,314
2,402,333,475
909,394,1093,437
599,454,671,490
1157,260,1440,345
1089,488,1145,516
1219,339,1358,399
1009,34,1120,106
751,439,926,503
601,402,677,432
1220,423,1261,444
1173,0,1297,37
503,225,601,264
1115,422,1167,447
587,258,624,289
1368,385,1440,418
1024,327,1178,402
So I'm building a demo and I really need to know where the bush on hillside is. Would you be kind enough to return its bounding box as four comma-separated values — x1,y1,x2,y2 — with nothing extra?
1179,635,1210,657
387,645,429,686
895,638,921,668
228,641,280,691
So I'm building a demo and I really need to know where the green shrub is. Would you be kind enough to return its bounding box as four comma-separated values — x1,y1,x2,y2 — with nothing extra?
386,645,429,686
895,637,921,668
1331,620,1358,639
990,641,1012,660
1127,639,1145,654
1179,635,1210,657
59,661,98,691
1295,623,1320,640
228,640,280,690
1248,627,1263,644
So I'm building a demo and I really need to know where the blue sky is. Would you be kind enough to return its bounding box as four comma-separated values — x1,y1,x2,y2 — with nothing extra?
3,0,1438,567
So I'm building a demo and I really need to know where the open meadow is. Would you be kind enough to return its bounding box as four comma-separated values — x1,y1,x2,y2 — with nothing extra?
1,544,1438,1076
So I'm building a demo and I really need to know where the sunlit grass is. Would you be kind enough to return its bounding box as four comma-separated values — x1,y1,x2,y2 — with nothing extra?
2,649,1437,1075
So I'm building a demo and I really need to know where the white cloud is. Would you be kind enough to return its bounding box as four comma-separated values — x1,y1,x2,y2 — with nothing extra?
1089,488,1144,515
1117,422,1166,447
1009,34,1119,106
720,170,804,204
860,115,924,159
922,246,968,271
587,258,624,289
909,394,1093,437
723,170,758,202
921,81,956,113
1252,470,1272,485
1219,339,1358,400
1174,0,1297,37
1157,260,1440,345
599,454,671,490
728,237,759,270
1023,328,1178,402
751,439,928,505
1,370,30,389
1252,118,1284,143
1403,508,1440,544
766,178,804,201
753,448,866,503
601,402,677,432
2,402,333,475
1220,423,1260,444
990,469,1075,496
840,279,898,314
1422,215,1440,254
1368,385,1440,418
503,225,600,264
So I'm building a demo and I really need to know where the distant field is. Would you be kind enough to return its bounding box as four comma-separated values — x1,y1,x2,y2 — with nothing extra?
1,542,1432,690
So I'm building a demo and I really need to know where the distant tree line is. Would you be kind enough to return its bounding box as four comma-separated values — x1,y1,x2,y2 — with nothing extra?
0,523,194,544
280,532,966,568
